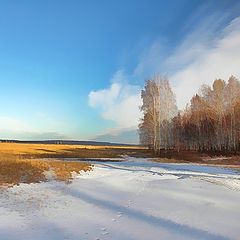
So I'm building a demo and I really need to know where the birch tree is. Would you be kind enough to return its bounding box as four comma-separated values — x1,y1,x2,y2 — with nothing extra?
139,75,177,153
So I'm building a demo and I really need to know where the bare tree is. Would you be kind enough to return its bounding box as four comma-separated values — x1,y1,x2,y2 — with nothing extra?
139,75,177,154
140,75,240,155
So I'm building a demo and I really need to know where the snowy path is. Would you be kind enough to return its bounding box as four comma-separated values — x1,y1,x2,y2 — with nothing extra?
0,158,240,240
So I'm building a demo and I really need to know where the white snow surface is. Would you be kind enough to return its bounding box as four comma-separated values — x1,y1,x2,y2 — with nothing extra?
0,158,240,240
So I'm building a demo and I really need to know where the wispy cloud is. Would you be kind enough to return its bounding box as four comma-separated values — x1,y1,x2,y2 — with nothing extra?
171,16,240,109
133,40,164,77
132,13,240,109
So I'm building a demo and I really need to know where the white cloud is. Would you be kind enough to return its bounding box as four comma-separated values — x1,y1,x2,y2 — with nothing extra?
89,83,121,109
132,14,240,110
88,70,142,130
169,17,240,109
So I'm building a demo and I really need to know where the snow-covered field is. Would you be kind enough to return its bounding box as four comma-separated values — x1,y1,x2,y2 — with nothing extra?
0,158,240,240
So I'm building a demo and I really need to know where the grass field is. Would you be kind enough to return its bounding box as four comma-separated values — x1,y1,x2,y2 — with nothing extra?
0,142,145,160
0,142,145,187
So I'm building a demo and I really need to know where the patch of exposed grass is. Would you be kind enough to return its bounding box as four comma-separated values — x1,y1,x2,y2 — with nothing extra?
0,158,91,187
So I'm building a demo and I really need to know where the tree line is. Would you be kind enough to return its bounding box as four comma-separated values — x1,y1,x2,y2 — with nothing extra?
139,75,240,154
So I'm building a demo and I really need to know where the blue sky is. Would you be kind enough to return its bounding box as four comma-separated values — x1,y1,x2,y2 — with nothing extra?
0,0,240,142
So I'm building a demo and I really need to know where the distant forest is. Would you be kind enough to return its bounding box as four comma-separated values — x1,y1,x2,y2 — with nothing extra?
139,75,240,154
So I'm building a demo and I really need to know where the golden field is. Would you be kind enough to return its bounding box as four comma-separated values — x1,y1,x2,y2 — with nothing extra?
0,142,143,160
0,142,145,187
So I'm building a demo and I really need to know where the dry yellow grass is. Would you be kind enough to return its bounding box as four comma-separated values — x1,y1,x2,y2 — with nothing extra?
0,158,91,187
0,142,140,153
0,142,144,187
0,142,144,159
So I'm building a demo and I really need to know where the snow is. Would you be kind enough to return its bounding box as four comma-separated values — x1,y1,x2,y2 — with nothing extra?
0,158,240,240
